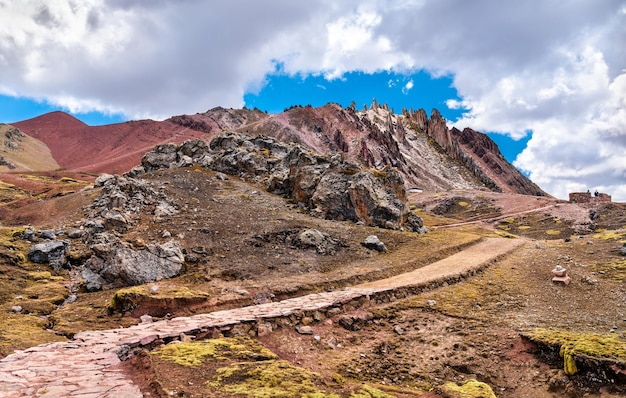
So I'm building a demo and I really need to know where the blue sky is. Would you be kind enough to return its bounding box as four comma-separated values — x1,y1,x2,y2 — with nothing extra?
0,1,624,200
0,69,529,165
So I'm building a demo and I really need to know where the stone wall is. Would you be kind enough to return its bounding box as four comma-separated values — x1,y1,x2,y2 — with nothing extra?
569,192,611,204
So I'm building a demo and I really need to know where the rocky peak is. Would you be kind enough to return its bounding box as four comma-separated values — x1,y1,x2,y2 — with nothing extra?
2,124,25,151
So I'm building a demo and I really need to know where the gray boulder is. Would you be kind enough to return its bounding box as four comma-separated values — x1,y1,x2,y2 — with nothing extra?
361,235,387,253
141,143,178,171
82,239,184,290
28,240,70,273
294,229,344,255
39,229,57,240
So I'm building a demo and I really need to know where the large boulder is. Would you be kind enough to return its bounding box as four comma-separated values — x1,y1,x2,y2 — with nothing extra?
28,240,70,273
82,239,184,291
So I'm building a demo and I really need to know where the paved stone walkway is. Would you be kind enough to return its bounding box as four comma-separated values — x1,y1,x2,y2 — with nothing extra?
0,237,523,397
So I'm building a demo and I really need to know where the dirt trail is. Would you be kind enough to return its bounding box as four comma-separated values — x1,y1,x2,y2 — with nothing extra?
355,237,524,289
432,205,557,228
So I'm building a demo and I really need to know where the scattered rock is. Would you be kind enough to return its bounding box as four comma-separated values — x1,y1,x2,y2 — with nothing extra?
154,202,178,219
294,229,345,255
253,291,275,304
39,229,56,240
295,325,314,335
179,333,193,342
113,344,132,361
337,313,373,331
18,227,35,240
140,314,153,324
215,172,229,180
393,325,405,335
67,229,83,239
581,275,598,285
10,305,22,313
86,174,177,232
428,300,437,306
249,228,345,255
361,235,387,252
257,322,273,337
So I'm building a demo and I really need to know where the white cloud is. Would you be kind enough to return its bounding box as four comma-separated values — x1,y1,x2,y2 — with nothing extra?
0,0,624,200
402,80,414,94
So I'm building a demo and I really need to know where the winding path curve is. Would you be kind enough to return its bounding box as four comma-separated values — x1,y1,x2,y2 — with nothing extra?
0,237,524,397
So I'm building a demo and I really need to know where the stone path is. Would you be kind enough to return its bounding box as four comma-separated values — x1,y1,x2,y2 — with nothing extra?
0,237,523,397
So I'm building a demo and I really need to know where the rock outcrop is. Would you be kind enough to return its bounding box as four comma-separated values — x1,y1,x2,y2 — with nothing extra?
409,109,547,196
134,132,426,233
86,173,179,232
75,173,184,290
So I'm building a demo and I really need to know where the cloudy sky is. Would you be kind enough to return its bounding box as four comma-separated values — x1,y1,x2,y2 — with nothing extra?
0,1,624,201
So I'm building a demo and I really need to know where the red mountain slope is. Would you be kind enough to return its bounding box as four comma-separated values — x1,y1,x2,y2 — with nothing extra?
12,112,209,174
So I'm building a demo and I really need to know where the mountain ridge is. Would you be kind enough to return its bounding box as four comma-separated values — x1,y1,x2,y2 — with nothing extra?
9,103,547,196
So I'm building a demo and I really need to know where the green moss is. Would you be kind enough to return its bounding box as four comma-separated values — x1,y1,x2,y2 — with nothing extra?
349,384,395,398
18,299,56,315
593,230,626,242
0,313,65,357
527,328,626,375
545,229,561,235
501,217,515,224
369,169,389,179
604,259,626,280
108,286,145,313
153,337,277,367
109,285,208,313
9,227,27,238
331,372,345,385
494,230,517,239
438,379,496,398
517,225,531,230
156,330,339,397
341,167,361,175
211,359,339,398
28,271,63,282
458,201,470,207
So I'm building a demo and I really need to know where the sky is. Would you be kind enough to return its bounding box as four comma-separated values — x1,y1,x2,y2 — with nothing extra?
0,1,624,201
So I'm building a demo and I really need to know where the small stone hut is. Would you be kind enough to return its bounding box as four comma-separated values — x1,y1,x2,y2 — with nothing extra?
569,192,611,204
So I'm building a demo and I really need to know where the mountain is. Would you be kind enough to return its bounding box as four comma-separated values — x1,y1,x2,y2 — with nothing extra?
10,104,547,196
